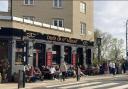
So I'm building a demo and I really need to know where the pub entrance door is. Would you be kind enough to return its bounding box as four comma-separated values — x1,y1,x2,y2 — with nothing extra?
33,43,46,68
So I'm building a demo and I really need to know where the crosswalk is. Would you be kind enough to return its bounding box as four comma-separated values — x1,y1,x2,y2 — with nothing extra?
46,80,128,89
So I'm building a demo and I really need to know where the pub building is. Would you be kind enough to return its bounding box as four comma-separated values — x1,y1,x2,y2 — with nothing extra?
0,17,94,80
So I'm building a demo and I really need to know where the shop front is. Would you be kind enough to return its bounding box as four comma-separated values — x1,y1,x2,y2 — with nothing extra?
0,27,94,77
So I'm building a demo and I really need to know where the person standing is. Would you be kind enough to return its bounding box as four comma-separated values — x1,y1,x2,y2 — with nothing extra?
60,61,67,81
111,62,116,75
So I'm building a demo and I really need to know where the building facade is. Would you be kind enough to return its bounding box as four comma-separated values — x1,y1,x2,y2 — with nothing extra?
0,0,94,76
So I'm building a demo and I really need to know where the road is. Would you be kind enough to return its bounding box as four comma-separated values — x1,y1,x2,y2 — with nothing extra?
35,76,128,89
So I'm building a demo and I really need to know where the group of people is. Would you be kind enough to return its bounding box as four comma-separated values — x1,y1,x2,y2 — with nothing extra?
98,60,128,75
25,61,85,82
25,64,43,82
25,61,68,82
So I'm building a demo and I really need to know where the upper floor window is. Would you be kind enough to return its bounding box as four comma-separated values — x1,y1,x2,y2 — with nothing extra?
53,19,64,27
23,16,35,21
80,2,86,13
53,0,62,8
81,23,86,34
24,0,34,5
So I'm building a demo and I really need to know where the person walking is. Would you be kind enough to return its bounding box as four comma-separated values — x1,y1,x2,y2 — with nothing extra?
60,61,67,81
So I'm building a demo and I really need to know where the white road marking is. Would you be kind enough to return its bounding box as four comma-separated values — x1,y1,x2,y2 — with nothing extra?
79,83,118,89
60,82,102,89
46,81,86,88
108,84,128,89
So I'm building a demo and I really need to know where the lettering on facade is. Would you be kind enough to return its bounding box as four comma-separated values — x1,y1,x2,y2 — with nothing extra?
46,35,78,44
25,32,94,46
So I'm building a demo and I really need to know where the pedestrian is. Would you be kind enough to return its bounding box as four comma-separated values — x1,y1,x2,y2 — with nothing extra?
60,61,67,81
111,62,116,75
50,66,56,80
122,61,126,74
76,66,81,81
109,61,113,74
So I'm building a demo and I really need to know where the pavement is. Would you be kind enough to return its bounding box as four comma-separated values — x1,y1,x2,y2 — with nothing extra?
0,74,128,89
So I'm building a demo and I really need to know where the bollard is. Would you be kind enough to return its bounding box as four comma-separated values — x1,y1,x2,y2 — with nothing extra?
18,70,25,89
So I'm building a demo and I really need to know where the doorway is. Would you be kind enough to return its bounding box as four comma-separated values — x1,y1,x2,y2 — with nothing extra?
64,46,72,64
77,47,83,65
33,43,46,68
52,45,61,65
86,49,92,65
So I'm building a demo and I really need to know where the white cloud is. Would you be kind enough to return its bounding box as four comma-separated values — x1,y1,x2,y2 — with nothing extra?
94,1,128,40
0,0,8,12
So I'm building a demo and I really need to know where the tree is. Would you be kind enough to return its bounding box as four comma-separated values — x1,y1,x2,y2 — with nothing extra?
93,29,124,65
108,38,124,61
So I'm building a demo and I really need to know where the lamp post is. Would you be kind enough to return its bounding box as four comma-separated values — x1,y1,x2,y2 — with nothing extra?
97,37,102,63
126,20,128,60
18,32,36,89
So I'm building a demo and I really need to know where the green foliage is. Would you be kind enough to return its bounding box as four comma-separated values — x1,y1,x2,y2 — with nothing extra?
93,29,125,63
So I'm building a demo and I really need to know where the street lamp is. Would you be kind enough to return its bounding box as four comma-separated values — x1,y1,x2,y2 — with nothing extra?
96,37,102,63
18,32,36,89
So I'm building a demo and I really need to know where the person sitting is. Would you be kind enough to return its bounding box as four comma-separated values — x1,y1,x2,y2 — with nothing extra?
34,67,42,80
49,66,56,80
25,65,36,82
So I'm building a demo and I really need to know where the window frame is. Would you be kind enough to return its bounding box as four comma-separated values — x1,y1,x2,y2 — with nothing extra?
80,22,86,35
24,0,34,5
80,2,86,13
53,0,63,8
53,19,64,27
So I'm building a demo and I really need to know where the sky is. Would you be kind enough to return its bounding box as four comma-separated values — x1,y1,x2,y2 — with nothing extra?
0,0,8,12
94,1,128,41
0,0,127,41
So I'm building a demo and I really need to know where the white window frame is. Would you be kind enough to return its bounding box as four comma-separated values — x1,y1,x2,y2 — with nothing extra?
23,16,35,21
53,0,63,8
80,2,86,13
53,19,64,27
24,0,34,5
81,23,86,35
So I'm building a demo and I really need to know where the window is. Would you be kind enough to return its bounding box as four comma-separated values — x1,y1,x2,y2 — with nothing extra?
53,0,62,8
23,16,35,21
80,2,86,13
24,0,34,5
81,23,86,34
53,19,64,27
15,41,24,65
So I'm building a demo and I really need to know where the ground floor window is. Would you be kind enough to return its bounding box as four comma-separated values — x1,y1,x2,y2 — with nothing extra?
52,45,61,65
64,46,72,64
0,40,8,60
15,41,24,65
